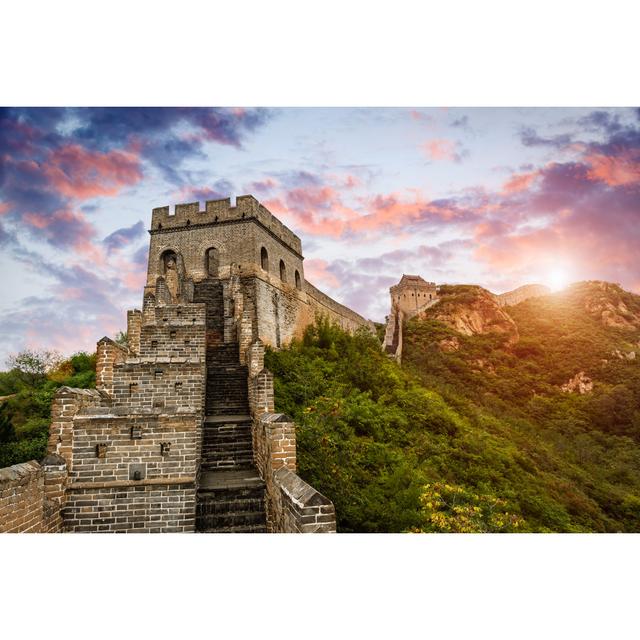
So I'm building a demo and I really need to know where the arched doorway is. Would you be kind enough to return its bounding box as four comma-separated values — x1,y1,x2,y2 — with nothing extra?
205,247,220,277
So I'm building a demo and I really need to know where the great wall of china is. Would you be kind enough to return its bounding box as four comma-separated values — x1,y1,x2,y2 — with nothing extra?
0,195,374,533
0,195,551,533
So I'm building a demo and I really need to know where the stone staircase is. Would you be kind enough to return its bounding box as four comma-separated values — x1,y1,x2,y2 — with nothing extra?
205,344,249,415
201,416,254,471
195,279,267,533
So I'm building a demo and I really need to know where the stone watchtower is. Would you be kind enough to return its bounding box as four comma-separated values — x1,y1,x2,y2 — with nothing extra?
390,274,437,315
384,274,438,362
19,194,374,534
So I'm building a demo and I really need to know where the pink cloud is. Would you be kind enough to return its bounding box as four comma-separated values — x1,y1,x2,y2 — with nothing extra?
304,259,341,289
22,207,99,255
502,170,539,194
23,212,50,229
43,144,142,199
585,151,640,186
423,138,457,161
121,270,147,291
266,175,477,240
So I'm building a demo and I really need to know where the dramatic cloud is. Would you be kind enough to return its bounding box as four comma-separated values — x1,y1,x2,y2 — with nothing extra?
1,107,639,361
43,144,143,198
519,127,574,149
103,221,146,253
0,107,273,361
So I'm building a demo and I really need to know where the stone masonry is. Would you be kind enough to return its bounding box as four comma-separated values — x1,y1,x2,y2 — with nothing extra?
1,194,363,533
384,274,440,362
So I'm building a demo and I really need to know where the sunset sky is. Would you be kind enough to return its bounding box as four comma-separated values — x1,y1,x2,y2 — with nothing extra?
1,106,639,363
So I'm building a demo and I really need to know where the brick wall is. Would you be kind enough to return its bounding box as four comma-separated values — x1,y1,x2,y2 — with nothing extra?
127,309,142,354
0,457,67,533
271,467,337,533
48,387,105,470
63,483,195,532
53,406,200,533
96,338,129,395
0,461,44,532
67,413,199,484
304,280,375,334
383,304,403,361
111,361,205,413
253,412,336,533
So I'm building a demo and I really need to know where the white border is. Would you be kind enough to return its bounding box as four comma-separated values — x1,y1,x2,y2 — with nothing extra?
1,1,639,637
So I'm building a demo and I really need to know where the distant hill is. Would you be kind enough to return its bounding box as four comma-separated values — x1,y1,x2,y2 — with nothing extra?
267,282,640,532
495,283,550,307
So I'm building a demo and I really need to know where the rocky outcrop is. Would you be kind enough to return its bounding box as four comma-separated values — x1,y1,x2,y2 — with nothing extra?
611,349,636,361
561,371,594,394
496,284,550,307
438,336,460,353
418,286,519,345
582,281,640,331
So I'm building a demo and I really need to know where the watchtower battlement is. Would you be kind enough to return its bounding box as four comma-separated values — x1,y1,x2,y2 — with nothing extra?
150,194,302,256
390,274,438,314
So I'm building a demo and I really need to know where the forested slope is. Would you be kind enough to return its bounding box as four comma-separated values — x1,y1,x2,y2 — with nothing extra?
267,282,640,532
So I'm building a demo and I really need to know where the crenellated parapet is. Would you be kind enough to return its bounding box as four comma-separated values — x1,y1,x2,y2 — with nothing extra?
150,194,302,256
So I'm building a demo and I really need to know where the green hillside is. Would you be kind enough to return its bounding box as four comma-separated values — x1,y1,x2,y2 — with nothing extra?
267,282,640,533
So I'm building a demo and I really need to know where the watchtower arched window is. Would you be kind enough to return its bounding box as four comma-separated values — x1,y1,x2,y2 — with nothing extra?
295,270,301,290
205,247,219,278
160,250,178,275
279,260,287,282
261,247,269,271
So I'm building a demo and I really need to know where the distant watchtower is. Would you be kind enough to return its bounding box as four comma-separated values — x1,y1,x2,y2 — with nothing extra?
390,274,438,316
384,274,439,362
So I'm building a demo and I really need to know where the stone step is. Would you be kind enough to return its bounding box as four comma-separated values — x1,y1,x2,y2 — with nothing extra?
201,455,253,466
206,393,248,399
204,415,251,423
202,430,252,440
198,469,263,490
206,399,249,406
203,443,252,452
204,424,251,438
197,524,267,534
206,387,248,394
197,497,264,515
202,451,252,459
196,510,266,530
202,440,253,450
196,469,266,532
202,443,253,453
206,407,250,416
202,432,252,448
202,442,253,453
201,460,254,472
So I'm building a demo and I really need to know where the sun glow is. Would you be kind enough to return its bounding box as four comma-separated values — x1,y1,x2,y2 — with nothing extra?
547,267,571,292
